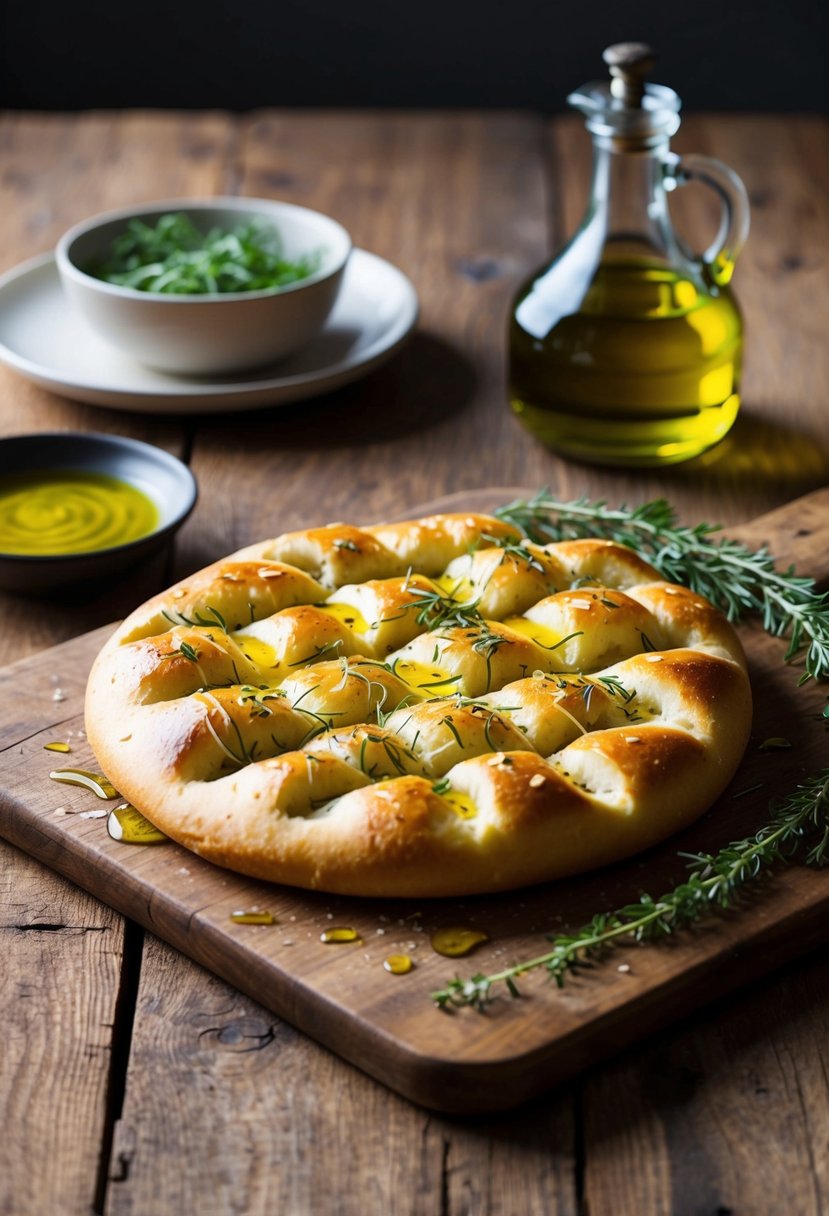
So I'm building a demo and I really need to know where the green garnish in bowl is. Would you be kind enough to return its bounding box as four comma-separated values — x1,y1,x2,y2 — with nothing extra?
89,212,323,295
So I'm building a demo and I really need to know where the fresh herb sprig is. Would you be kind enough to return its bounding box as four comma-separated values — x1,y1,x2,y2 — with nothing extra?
162,605,230,633
90,212,322,295
433,771,829,1010
496,492,829,684
419,591,483,632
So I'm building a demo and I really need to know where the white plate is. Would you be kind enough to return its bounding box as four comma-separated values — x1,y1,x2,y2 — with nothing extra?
0,249,418,413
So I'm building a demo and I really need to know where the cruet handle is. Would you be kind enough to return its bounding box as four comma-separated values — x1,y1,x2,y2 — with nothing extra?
663,152,751,286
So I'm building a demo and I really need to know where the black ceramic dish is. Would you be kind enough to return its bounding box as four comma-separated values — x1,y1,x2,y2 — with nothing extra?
0,432,197,593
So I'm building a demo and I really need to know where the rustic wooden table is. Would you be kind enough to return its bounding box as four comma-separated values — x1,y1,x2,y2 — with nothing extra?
1,110,827,1215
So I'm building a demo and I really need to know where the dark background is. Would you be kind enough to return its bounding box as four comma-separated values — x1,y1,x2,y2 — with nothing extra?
2,0,827,112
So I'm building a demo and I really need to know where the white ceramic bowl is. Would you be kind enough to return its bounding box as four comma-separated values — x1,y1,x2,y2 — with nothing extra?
56,198,351,375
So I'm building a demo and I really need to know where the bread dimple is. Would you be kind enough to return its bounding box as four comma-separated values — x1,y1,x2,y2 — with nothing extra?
518,587,667,670
478,674,620,754
302,722,426,779
234,604,369,671
556,727,708,811
274,657,412,725
439,544,566,617
119,561,327,644
387,622,545,698
547,538,663,587
85,511,752,897
628,583,747,664
104,628,260,706
322,573,436,655
384,699,534,777
126,687,311,782
362,513,522,574
260,524,407,587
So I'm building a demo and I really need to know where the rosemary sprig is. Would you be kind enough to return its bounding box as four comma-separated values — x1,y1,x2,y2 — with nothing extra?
432,771,829,1010
402,581,484,632
287,639,344,667
162,605,230,634
200,692,260,770
470,622,510,693
480,533,548,574
496,492,829,683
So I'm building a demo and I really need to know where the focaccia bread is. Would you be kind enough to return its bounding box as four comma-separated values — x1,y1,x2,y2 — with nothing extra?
85,511,752,897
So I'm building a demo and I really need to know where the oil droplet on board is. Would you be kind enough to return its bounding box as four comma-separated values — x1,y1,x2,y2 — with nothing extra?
107,802,168,844
43,741,72,754
430,926,489,958
50,768,118,799
383,954,414,975
320,926,361,944
230,909,277,925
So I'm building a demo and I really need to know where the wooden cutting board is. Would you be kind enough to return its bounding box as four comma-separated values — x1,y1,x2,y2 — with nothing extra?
1,487,827,1114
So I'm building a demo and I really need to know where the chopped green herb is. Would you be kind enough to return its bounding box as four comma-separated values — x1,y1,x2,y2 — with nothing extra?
89,212,323,295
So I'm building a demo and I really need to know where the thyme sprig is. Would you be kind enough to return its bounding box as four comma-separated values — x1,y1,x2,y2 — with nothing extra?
432,771,829,1010
495,492,829,683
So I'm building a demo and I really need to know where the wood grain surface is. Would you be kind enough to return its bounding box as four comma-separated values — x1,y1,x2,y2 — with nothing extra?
0,110,827,1215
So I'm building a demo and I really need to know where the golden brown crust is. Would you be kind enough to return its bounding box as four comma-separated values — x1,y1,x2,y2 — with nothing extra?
85,511,752,897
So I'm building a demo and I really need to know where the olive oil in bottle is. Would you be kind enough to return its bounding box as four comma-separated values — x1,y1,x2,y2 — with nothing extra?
511,255,743,465
509,43,749,467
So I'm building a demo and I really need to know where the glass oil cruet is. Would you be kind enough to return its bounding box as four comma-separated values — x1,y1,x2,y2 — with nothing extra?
509,42,750,466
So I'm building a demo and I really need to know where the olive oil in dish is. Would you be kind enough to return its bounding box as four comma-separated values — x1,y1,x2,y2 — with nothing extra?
0,470,158,555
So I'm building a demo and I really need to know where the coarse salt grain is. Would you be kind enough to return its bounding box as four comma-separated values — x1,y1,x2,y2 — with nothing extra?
529,774,546,788
645,655,663,662
570,598,593,610
617,963,631,973
487,753,505,766
623,736,641,744
52,689,66,703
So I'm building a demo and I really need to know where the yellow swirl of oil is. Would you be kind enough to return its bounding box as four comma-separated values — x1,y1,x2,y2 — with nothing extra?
0,472,159,556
